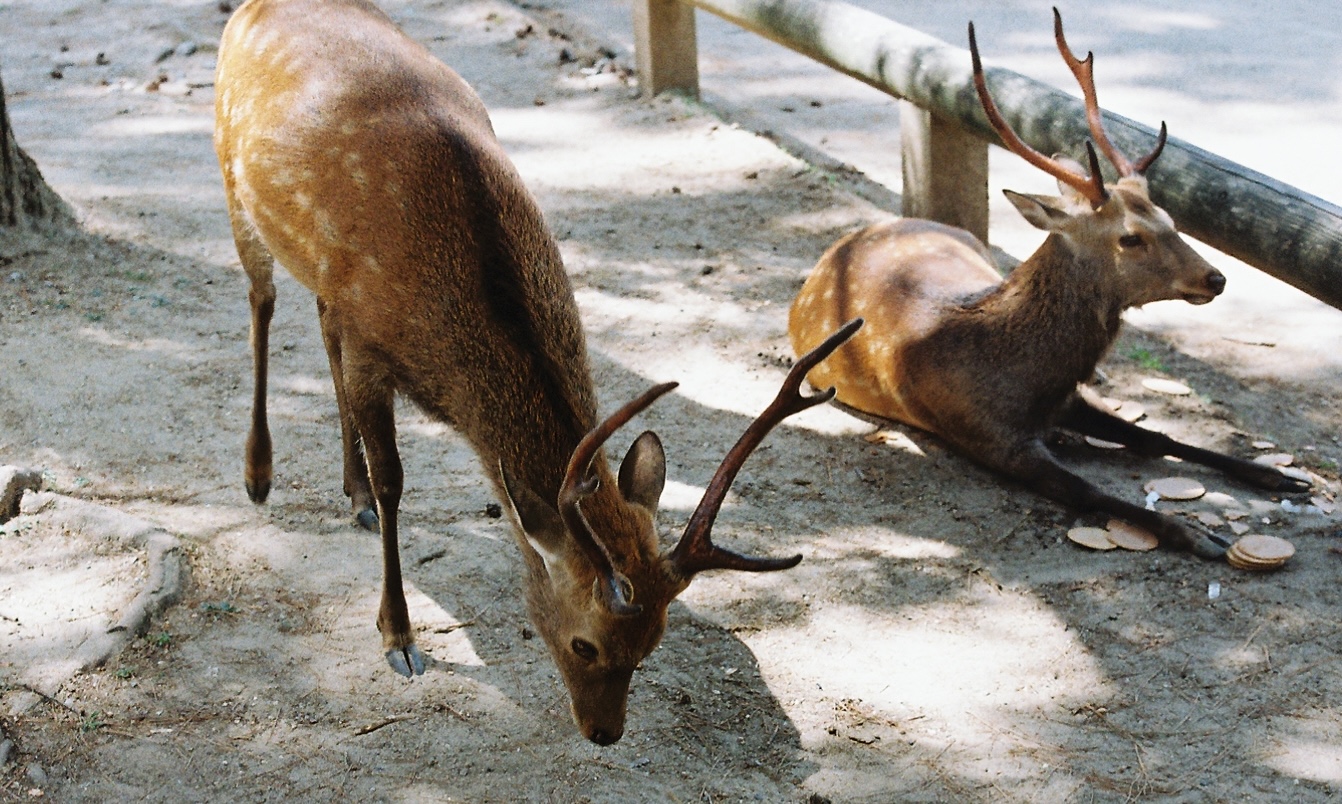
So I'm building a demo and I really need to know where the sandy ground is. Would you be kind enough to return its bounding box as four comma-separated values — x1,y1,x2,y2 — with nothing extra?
2,0,1341,801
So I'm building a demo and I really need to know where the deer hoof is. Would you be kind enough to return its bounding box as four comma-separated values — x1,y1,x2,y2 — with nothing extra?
386,645,425,677
1273,473,1313,494
1239,463,1312,493
355,507,379,531
245,477,270,504
1191,531,1230,561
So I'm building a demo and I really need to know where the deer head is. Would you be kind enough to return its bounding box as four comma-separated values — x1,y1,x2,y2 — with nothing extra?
970,9,1225,309
501,318,863,744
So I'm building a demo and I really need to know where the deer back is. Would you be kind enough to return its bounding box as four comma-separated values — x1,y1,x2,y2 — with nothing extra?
216,0,594,466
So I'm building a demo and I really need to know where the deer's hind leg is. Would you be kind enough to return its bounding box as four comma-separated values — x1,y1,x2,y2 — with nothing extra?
225,200,276,505
317,299,378,530
1060,392,1311,493
1000,437,1229,559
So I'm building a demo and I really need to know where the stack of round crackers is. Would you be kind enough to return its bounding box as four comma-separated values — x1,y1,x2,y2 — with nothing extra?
1226,534,1295,571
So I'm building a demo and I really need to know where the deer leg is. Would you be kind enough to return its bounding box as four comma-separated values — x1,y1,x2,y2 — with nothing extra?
316,299,378,530
1002,438,1229,559
226,204,276,504
1061,394,1311,493
340,352,423,677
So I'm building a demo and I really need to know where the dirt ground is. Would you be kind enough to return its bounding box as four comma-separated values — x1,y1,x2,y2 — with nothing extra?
2,1,1341,801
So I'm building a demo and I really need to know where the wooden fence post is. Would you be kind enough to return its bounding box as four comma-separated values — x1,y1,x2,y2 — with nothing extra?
899,101,989,245
633,0,700,98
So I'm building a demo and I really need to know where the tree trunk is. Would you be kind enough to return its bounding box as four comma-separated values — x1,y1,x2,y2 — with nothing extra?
1,69,72,229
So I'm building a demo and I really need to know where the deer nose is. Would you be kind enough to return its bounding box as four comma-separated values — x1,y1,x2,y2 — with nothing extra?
1206,271,1226,295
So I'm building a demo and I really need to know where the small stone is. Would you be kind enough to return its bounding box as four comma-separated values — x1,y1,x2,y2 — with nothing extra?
25,763,47,786
0,739,15,766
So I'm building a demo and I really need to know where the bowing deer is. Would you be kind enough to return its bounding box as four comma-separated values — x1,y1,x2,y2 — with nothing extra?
789,10,1309,559
215,0,860,744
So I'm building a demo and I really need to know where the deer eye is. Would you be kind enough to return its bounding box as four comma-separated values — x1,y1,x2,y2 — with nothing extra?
570,638,598,662
1118,233,1144,249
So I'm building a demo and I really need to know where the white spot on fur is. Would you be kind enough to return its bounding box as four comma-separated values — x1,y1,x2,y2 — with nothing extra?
314,209,338,243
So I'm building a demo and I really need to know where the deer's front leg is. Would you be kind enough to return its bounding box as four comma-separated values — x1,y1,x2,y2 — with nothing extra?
1061,393,1311,493
341,352,423,677
1002,438,1229,559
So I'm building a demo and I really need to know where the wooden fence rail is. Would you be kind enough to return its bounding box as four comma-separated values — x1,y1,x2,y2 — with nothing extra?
633,0,1342,311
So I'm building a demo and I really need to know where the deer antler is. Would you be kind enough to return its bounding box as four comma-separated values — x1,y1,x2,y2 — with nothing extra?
969,21,1108,207
1052,8,1167,177
668,318,864,580
560,381,679,616
1131,121,1167,175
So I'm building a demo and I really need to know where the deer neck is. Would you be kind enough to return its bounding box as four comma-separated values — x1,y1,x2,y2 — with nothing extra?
989,234,1125,382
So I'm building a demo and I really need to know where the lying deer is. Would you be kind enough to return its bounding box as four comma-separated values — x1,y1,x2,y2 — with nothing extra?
215,0,860,744
789,10,1309,559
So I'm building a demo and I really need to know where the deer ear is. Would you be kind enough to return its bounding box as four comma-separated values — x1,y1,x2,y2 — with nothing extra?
618,431,666,514
499,463,567,571
1003,189,1073,231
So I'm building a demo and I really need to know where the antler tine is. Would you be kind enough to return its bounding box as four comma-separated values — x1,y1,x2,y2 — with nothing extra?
668,318,864,580
1053,7,1134,178
1084,141,1105,192
969,21,1107,207
559,381,679,616
1132,120,1167,175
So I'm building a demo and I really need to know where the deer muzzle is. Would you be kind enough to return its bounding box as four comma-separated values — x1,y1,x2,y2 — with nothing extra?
1181,267,1226,305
